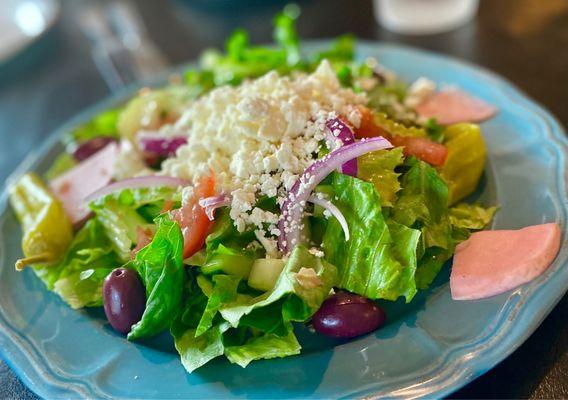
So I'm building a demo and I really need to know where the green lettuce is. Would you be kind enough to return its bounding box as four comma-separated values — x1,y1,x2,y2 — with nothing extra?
274,4,301,65
415,247,451,290
391,160,497,289
70,108,121,143
393,157,452,250
91,199,149,261
225,329,301,368
33,219,120,309
174,322,230,373
322,173,420,302
90,187,181,260
196,274,241,337
199,244,260,278
449,203,497,230
358,147,405,207
44,153,77,181
220,246,337,328
204,208,256,251
127,218,185,340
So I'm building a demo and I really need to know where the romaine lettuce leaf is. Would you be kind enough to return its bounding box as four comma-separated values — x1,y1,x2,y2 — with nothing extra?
220,246,337,328
71,108,121,143
200,244,259,278
196,274,241,337
127,218,185,340
358,147,405,207
449,203,497,230
205,208,256,251
393,157,452,250
44,153,77,181
33,219,120,309
91,199,149,261
274,5,301,65
173,322,230,373
225,329,301,368
322,173,420,302
415,247,451,290
90,187,181,260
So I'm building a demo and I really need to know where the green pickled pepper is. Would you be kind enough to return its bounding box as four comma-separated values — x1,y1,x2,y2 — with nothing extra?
9,173,73,270
440,123,487,205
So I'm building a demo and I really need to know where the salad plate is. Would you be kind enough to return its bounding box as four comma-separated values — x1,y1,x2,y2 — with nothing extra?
0,40,567,399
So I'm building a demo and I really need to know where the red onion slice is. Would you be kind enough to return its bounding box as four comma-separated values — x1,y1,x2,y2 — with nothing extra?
84,175,190,204
325,118,357,176
278,136,393,253
138,133,188,158
198,194,231,221
308,195,349,241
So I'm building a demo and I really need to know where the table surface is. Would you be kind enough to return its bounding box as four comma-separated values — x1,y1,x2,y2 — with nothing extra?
1,0,567,398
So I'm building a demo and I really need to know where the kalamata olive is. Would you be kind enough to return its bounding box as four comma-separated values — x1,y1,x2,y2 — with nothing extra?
312,291,386,338
103,268,146,334
73,137,117,162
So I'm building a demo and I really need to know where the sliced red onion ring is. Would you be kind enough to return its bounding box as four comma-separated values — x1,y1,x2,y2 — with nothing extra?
308,195,349,241
138,133,188,158
198,194,231,221
84,176,190,204
278,136,393,254
325,118,357,176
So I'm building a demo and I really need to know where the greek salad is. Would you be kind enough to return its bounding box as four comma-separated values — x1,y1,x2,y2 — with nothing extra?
9,7,560,373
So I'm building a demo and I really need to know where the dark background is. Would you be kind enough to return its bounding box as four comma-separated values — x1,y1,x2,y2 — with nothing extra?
1,0,567,398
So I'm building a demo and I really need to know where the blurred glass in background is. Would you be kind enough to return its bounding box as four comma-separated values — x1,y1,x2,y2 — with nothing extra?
374,0,479,35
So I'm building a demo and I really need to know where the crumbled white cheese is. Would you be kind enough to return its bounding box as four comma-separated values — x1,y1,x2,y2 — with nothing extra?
405,77,436,108
254,230,279,259
308,247,325,258
159,60,365,232
113,140,151,180
295,267,323,289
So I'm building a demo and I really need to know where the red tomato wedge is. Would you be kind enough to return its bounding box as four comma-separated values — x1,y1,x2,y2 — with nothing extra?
388,135,448,167
355,106,385,138
131,226,154,259
353,106,447,167
171,174,216,259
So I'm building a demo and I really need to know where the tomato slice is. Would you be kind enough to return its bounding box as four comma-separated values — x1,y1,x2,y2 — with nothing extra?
389,135,448,167
355,106,385,138
131,226,154,259
171,174,216,259
353,106,447,167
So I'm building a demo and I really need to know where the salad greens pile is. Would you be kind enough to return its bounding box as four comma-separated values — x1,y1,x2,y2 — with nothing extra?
10,6,497,372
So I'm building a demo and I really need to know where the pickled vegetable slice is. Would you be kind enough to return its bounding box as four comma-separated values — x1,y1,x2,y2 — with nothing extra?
440,123,487,205
9,173,73,270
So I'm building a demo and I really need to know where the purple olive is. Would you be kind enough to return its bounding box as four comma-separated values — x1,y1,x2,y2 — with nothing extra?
103,268,146,334
312,291,386,338
73,137,117,162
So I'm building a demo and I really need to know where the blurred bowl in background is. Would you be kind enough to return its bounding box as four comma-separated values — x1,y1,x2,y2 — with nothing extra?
374,0,479,35
0,0,60,65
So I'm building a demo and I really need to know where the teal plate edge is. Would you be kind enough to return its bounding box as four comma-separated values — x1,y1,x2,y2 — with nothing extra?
0,41,566,399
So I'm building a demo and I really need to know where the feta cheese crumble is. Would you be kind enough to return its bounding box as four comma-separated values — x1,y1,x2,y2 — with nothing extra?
154,61,366,232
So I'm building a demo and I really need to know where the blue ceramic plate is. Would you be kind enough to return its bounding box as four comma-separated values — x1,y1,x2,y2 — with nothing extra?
1,42,567,399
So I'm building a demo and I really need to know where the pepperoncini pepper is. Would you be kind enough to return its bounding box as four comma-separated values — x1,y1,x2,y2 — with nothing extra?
439,123,487,205
9,173,73,270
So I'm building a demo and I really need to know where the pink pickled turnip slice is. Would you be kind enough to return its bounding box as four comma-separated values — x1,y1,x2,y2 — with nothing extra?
450,223,561,300
50,142,120,224
415,89,497,125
